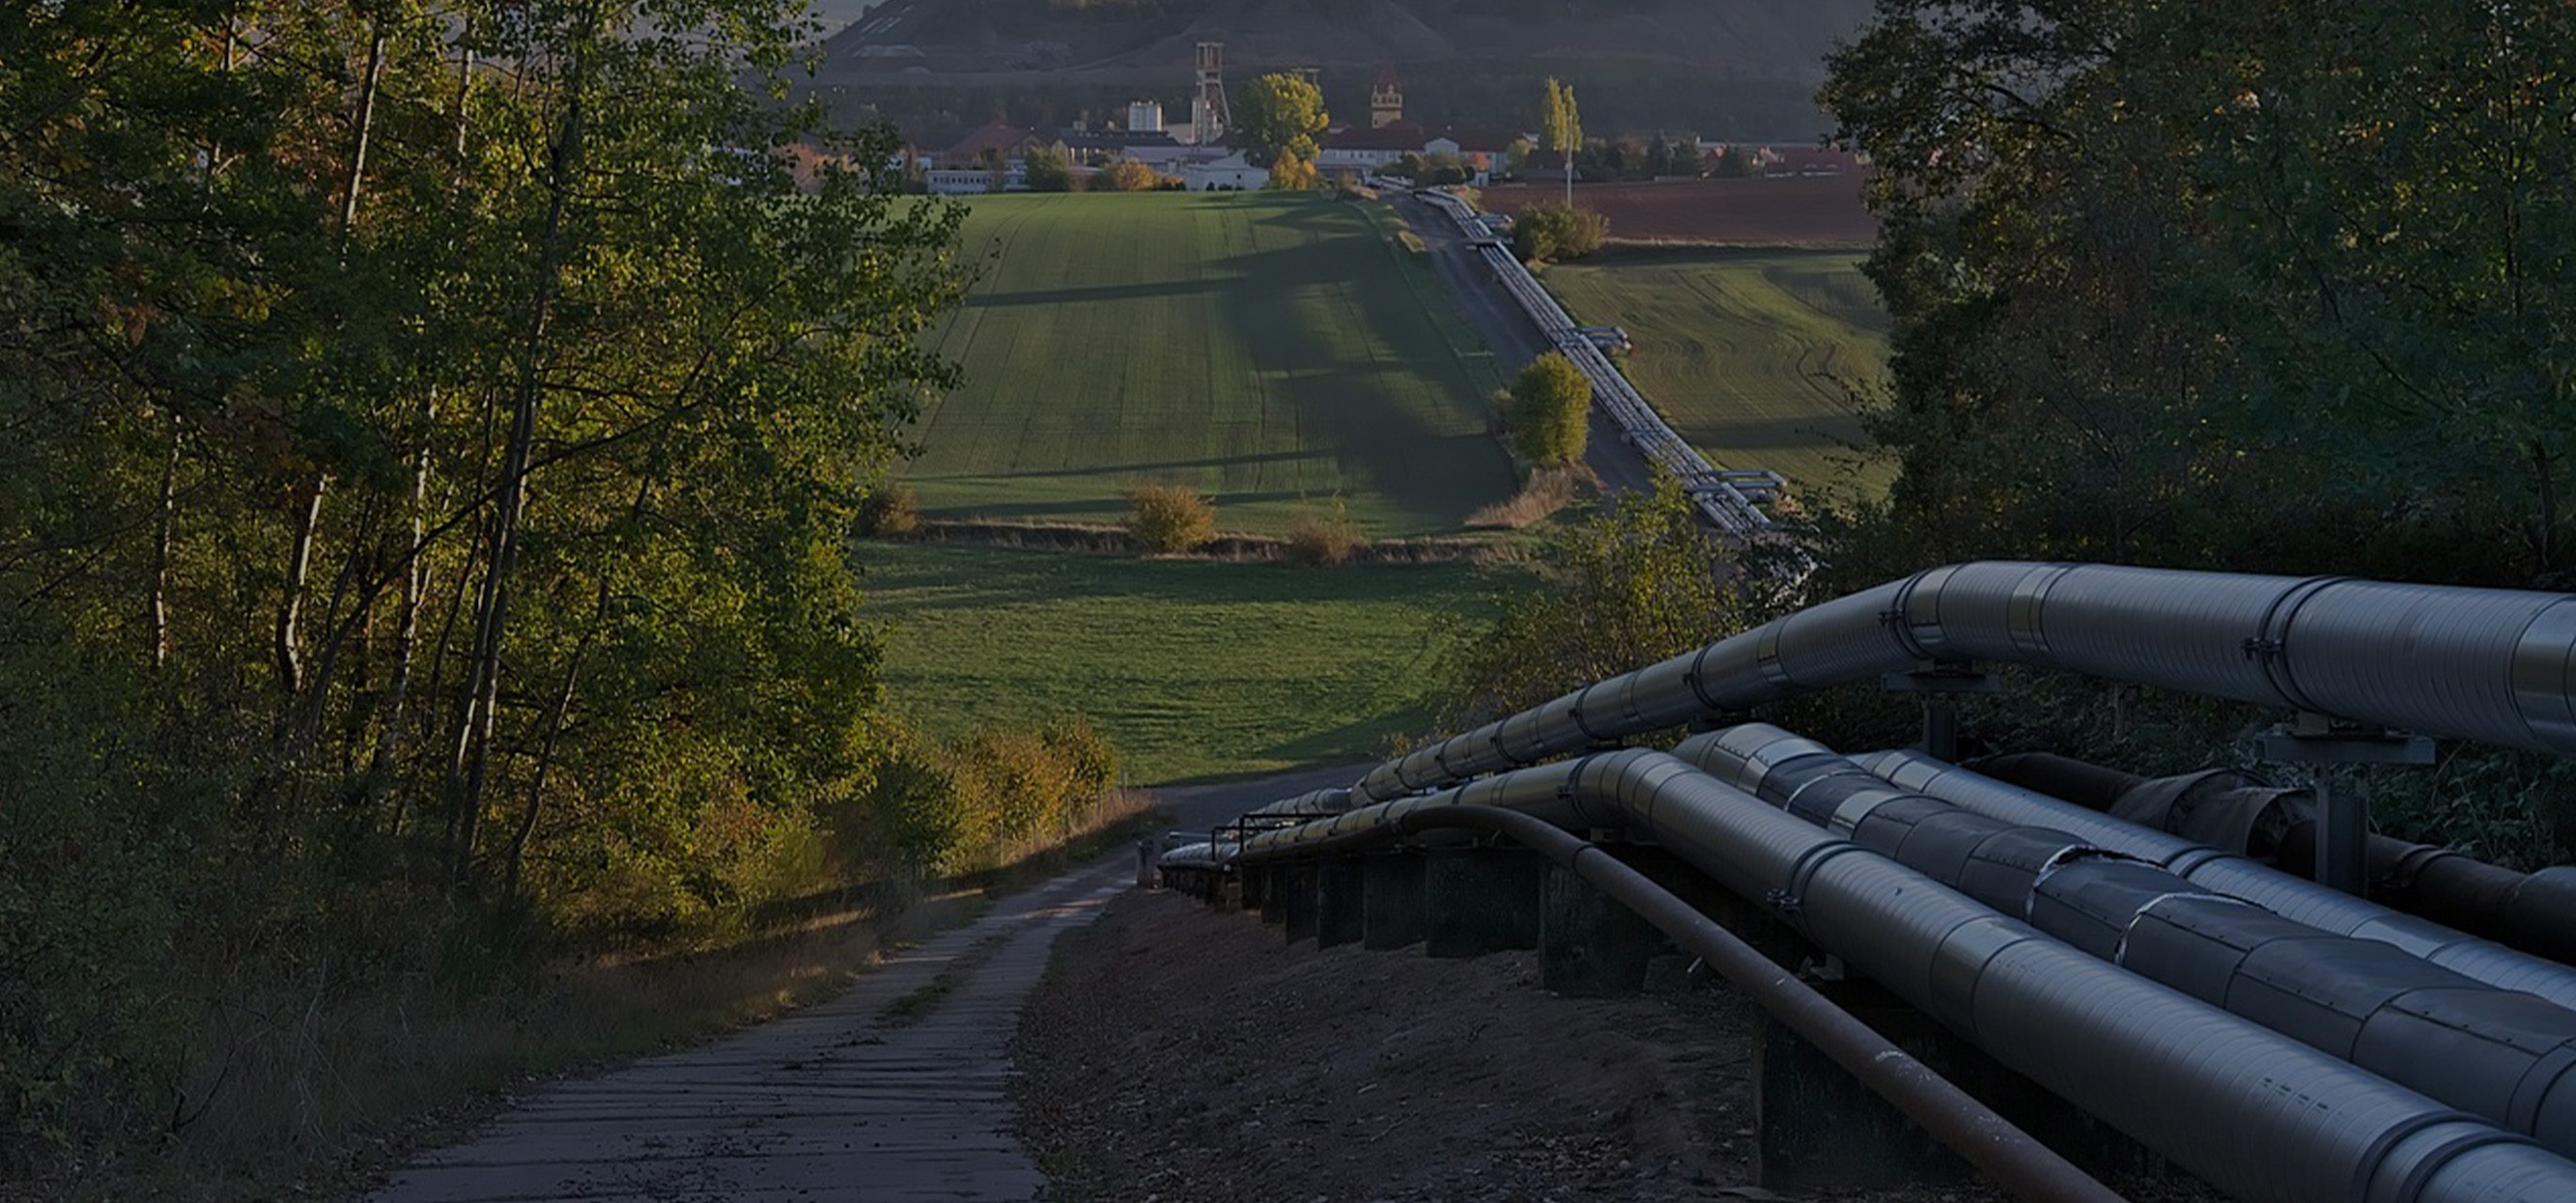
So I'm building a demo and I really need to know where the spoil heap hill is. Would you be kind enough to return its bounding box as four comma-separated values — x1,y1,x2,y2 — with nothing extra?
819,0,1872,81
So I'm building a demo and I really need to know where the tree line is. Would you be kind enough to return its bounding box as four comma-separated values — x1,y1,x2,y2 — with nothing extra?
2,0,971,1164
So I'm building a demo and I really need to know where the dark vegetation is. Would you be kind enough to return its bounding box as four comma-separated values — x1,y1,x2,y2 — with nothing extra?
1443,0,2576,863
1513,202,1609,262
1504,353,1592,466
0,0,1124,1189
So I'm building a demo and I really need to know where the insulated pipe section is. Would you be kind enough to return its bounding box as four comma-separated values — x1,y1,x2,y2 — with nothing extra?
1238,751,2576,1201
1859,750,2576,1012
1241,804,2120,1203
1685,725,2576,1158
1357,565,2576,804
1969,752,2576,969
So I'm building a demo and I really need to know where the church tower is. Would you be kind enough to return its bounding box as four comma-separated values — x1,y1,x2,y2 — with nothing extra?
1371,66,1403,129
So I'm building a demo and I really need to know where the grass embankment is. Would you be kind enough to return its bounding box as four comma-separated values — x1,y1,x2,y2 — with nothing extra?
1539,245,1894,497
911,191,1517,536
75,797,1164,1203
863,540,1510,784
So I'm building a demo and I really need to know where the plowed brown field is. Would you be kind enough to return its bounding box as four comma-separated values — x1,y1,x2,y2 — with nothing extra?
1482,174,1877,246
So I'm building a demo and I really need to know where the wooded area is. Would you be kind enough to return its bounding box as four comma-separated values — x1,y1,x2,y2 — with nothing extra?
1818,0,2576,588
1,0,973,1170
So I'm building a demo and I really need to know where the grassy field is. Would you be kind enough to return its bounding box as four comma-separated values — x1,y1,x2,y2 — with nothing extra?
863,541,1508,785
911,191,1517,536
1540,246,1894,498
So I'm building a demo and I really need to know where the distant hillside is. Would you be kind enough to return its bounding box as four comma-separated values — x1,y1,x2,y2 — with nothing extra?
820,0,1871,75
810,0,1874,141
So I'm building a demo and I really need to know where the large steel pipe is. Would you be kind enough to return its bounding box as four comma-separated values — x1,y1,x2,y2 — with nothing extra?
1226,751,2576,1202
1969,752,2576,967
1860,749,2576,1010
1357,565,2576,804
1682,725,2576,1156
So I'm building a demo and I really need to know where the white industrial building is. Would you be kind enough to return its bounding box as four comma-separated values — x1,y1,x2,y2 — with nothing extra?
1180,151,1270,191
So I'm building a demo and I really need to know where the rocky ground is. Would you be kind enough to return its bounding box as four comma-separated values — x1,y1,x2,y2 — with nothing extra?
1011,888,2201,1203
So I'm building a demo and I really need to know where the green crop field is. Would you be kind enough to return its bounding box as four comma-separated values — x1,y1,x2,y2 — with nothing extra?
863,541,1507,785
909,192,1516,537
1540,247,1894,498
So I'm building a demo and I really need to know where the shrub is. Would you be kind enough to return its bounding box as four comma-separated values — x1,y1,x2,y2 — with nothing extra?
1507,352,1592,465
1266,149,1318,190
1124,484,1216,553
1286,499,1369,565
856,483,920,536
1512,201,1607,262
1097,158,1157,192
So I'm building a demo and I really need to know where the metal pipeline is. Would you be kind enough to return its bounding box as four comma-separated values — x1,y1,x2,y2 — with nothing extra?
1859,750,2576,1010
1355,564,2576,804
1223,750,2576,1202
1969,752,2576,967
1237,805,2119,1203
1684,725,2576,1157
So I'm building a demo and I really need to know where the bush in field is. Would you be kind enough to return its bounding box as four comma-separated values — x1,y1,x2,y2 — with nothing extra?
1098,159,1154,191
856,483,920,536
1286,499,1369,565
1125,484,1217,553
1513,201,1608,262
1507,352,1592,465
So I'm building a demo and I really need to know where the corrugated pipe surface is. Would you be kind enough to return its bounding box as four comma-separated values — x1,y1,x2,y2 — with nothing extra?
1220,750,2576,1201
1684,725,2576,1158
1857,750,2576,1012
1969,752,2576,968
1356,564,2576,804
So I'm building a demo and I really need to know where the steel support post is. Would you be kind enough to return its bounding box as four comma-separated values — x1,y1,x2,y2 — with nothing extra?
2259,714,2436,897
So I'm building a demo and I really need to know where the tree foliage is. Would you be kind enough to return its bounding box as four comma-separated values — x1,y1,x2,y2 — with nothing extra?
1266,147,1319,190
0,0,971,1163
1231,72,1329,169
1507,353,1592,464
1097,157,1160,191
1542,76,1583,156
1439,476,1760,731
1512,202,1608,262
1821,0,2576,586
1124,485,1218,552
1023,146,1073,191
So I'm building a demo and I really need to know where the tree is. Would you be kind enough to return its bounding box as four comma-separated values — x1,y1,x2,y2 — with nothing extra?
1508,353,1592,465
1023,147,1072,191
1820,0,2576,582
1710,145,1758,178
1542,77,1583,204
0,0,970,1158
1512,202,1608,263
1437,475,1758,730
1232,73,1329,171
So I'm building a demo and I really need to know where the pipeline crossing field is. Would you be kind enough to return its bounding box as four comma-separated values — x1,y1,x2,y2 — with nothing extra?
1537,246,1893,497
909,192,1519,537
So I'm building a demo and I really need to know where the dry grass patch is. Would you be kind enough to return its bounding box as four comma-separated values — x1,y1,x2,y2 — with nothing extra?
1467,464,1593,529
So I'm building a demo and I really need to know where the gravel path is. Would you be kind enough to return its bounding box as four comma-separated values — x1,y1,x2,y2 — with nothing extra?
1013,887,2222,1203
369,858,1130,1202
